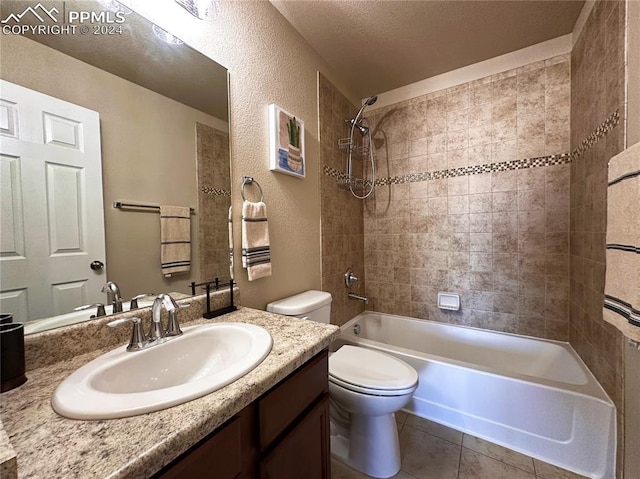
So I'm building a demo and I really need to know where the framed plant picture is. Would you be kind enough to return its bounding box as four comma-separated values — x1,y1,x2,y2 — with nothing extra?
268,104,305,178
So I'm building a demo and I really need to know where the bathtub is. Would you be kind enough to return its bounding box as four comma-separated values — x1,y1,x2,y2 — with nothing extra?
338,312,616,479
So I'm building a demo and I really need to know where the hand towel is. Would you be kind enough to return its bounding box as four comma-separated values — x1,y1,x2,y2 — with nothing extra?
603,142,640,339
229,205,234,280
160,205,191,277
242,200,271,281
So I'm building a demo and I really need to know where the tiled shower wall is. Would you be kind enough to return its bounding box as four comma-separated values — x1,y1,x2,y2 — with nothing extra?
569,0,627,475
319,73,366,327
196,122,232,283
361,56,572,340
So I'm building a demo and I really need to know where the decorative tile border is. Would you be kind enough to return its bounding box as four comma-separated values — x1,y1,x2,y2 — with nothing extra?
200,186,231,196
324,109,620,186
571,109,620,161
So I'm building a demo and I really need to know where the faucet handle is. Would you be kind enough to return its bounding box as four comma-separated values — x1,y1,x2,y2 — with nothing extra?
165,302,189,337
130,293,155,309
344,269,359,288
166,309,183,337
74,303,106,317
107,317,147,351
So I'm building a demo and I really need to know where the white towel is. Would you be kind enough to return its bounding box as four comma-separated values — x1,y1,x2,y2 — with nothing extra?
242,200,271,281
160,205,191,277
603,142,640,333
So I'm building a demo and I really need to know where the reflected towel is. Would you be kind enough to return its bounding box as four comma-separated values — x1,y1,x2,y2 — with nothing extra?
160,205,191,277
242,200,271,281
229,205,234,280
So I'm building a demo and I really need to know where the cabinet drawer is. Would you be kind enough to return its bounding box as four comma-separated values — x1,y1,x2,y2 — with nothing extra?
258,350,328,451
154,416,242,479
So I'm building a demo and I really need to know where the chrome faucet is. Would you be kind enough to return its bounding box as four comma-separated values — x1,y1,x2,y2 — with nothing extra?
150,293,181,342
74,303,106,318
348,292,369,304
130,293,155,309
107,293,183,352
107,317,147,352
101,281,123,313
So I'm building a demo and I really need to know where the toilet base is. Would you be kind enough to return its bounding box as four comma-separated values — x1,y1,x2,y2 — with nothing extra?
330,413,401,479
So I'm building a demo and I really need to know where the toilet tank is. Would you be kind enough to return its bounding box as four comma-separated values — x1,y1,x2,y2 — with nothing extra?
266,290,332,324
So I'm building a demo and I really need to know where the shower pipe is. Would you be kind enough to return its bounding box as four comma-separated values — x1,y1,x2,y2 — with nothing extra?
344,95,378,199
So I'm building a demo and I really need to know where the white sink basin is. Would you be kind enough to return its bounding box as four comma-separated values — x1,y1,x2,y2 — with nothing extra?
52,322,272,419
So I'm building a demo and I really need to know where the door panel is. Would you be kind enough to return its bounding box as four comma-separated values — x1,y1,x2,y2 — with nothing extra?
0,154,25,259
0,80,106,322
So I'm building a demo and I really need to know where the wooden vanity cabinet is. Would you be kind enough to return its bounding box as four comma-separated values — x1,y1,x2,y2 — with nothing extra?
154,350,330,479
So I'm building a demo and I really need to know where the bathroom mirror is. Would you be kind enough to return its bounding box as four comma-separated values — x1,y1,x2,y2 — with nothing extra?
0,1,231,333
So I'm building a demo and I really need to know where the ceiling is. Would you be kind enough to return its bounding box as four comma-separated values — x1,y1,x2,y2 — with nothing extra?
0,0,228,120
271,0,585,100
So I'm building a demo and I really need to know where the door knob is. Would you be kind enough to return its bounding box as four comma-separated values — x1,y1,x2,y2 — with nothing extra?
90,260,104,271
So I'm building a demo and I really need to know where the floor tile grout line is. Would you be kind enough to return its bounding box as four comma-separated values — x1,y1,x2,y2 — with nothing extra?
403,420,545,478
457,437,464,479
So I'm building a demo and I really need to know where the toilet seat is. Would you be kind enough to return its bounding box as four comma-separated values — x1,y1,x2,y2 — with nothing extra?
329,345,418,396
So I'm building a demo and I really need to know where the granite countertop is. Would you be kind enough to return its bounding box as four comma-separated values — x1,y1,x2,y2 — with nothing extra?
0,307,339,478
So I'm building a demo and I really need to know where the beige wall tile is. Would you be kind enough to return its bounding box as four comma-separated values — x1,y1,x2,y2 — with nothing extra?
345,55,573,340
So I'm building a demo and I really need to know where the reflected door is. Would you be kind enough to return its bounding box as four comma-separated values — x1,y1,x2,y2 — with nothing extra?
0,80,106,322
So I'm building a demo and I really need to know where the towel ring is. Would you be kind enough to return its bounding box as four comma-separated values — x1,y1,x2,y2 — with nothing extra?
241,176,264,202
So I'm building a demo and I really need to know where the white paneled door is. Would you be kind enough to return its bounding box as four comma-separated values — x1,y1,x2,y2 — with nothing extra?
0,80,106,322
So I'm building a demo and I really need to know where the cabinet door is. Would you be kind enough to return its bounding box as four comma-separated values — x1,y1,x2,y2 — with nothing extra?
260,394,330,479
154,417,242,479
259,350,328,451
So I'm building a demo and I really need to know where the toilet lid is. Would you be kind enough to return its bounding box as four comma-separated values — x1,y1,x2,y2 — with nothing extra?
329,345,418,391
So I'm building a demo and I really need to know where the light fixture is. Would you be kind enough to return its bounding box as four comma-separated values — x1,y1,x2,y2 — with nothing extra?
152,24,184,45
95,0,132,15
175,0,220,20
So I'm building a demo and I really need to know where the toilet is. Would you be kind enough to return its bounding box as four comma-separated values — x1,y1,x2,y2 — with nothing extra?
267,290,418,478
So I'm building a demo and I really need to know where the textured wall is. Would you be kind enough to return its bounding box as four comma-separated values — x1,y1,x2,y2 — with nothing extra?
358,56,572,340
318,74,366,327
569,0,627,476
121,0,359,310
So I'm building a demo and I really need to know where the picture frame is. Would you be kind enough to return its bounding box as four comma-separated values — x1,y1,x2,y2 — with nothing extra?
268,104,305,178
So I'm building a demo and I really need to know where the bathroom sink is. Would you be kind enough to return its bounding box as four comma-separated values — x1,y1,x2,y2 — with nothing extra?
52,322,272,419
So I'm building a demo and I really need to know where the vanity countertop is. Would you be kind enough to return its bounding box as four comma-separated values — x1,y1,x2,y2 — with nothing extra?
0,307,339,479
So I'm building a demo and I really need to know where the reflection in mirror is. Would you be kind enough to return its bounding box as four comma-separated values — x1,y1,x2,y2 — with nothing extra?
0,1,231,333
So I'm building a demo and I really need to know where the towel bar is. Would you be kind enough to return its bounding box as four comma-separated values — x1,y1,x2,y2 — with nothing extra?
113,201,195,214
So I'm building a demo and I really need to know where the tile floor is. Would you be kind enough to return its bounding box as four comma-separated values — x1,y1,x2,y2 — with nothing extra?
331,411,589,479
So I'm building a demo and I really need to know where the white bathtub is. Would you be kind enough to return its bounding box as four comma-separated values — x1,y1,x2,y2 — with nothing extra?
338,312,616,479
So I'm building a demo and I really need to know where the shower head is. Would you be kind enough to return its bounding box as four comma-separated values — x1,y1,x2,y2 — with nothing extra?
344,94,378,138
350,95,378,130
345,118,369,136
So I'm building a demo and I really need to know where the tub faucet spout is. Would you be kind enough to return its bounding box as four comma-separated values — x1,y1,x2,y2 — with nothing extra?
348,293,368,304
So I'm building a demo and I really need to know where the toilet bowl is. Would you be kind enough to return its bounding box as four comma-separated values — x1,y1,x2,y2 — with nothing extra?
267,291,418,479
